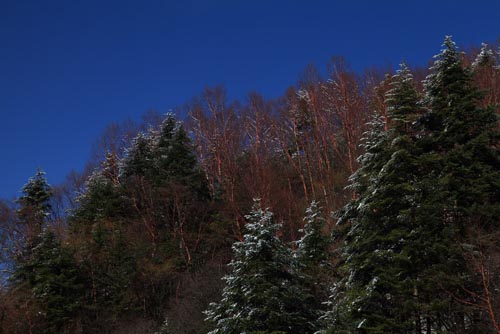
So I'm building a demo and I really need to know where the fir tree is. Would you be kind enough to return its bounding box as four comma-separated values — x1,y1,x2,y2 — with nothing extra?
323,64,423,334
335,111,391,230
79,222,137,330
296,201,330,267
151,113,209,198
422,36,496,148
295,201,331,310
12,230,82,334
67,158,136,331
121,131,155,179
322,39,500,334
16,169,52,248
205,200,316,334
419,36,500,332
472,43,496,70
70,163,130,229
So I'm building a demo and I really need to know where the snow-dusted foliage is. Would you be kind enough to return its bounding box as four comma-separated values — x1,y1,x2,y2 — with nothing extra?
322,37,500,334
322,63,422,334
12,229,81,333
205,199,316,334
472,43,496,69
120,131,155,179
16,168,53,247
336,111,388,228
295,201,329,265
423,36,460,105
17,169,52,224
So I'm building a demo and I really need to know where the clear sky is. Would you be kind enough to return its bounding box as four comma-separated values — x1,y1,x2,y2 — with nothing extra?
1,0,499,200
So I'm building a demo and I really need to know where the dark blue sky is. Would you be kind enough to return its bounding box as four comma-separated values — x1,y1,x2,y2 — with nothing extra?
1,0,499,200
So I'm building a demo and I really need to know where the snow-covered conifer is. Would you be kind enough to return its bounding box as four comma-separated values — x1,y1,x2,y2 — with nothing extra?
16,168,52,247
205,199,316,334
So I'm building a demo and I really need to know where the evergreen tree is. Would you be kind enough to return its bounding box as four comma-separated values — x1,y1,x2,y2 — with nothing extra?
205,200,316,334
422,36,496,148
70,166,130,229
322,39,500,334
133,113,211,263
78,222,137,331
120,113,209,203
295,201,331,309
16,169,52,247
327,110,391,311
419,36,500,332
323,64,423,333
67,158,136,332
121,131,155,179
296,201,330,267
151,113,209,198
119,114,210,262
12,230,82,334
472,43,496,70
116,113,215,323
335,111,391,230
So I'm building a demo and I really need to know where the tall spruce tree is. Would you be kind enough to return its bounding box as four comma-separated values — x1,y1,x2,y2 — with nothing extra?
121,132,155,179
321,39,500,334
295,201,331,313
327,103,392,332
322,64,423,333
422,36,497,148
150,113,209,199
296,201,330,268
205,200,316,334
67,157,136,332
12,230,82,334
472,43,496,70
71,152,129,229
417,36,500,332
16,169,52,248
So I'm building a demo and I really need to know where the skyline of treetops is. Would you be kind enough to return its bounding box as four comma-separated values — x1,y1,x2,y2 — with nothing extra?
0,37,499,334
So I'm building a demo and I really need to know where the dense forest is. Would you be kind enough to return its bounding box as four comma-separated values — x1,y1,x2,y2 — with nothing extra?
1,37,499,334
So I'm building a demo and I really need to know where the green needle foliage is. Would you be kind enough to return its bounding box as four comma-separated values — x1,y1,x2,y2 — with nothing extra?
205,200,316,334
13,230,82,334
322,37,500,334
16,169,52,249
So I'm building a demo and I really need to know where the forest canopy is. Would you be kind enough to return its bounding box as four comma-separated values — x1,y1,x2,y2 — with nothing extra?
0,37,499,334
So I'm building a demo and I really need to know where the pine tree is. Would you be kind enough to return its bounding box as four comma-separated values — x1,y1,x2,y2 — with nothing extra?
321,39,500,334
16,169,52,248
295,201,331,310
119,114,210,261
121,131,155,179
419,36,500,332
322,64,423,333
471,43,500,109
12,230,82,334
131,113,210,263
151,113,209,198
70,164,130,228
422,36,496,148
116,113,216,323
472,43,496,70
335,111,391,229
67,158,136,331
79,222,137,330
323,112,389,334
296,201,330,267
205,200,316,334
